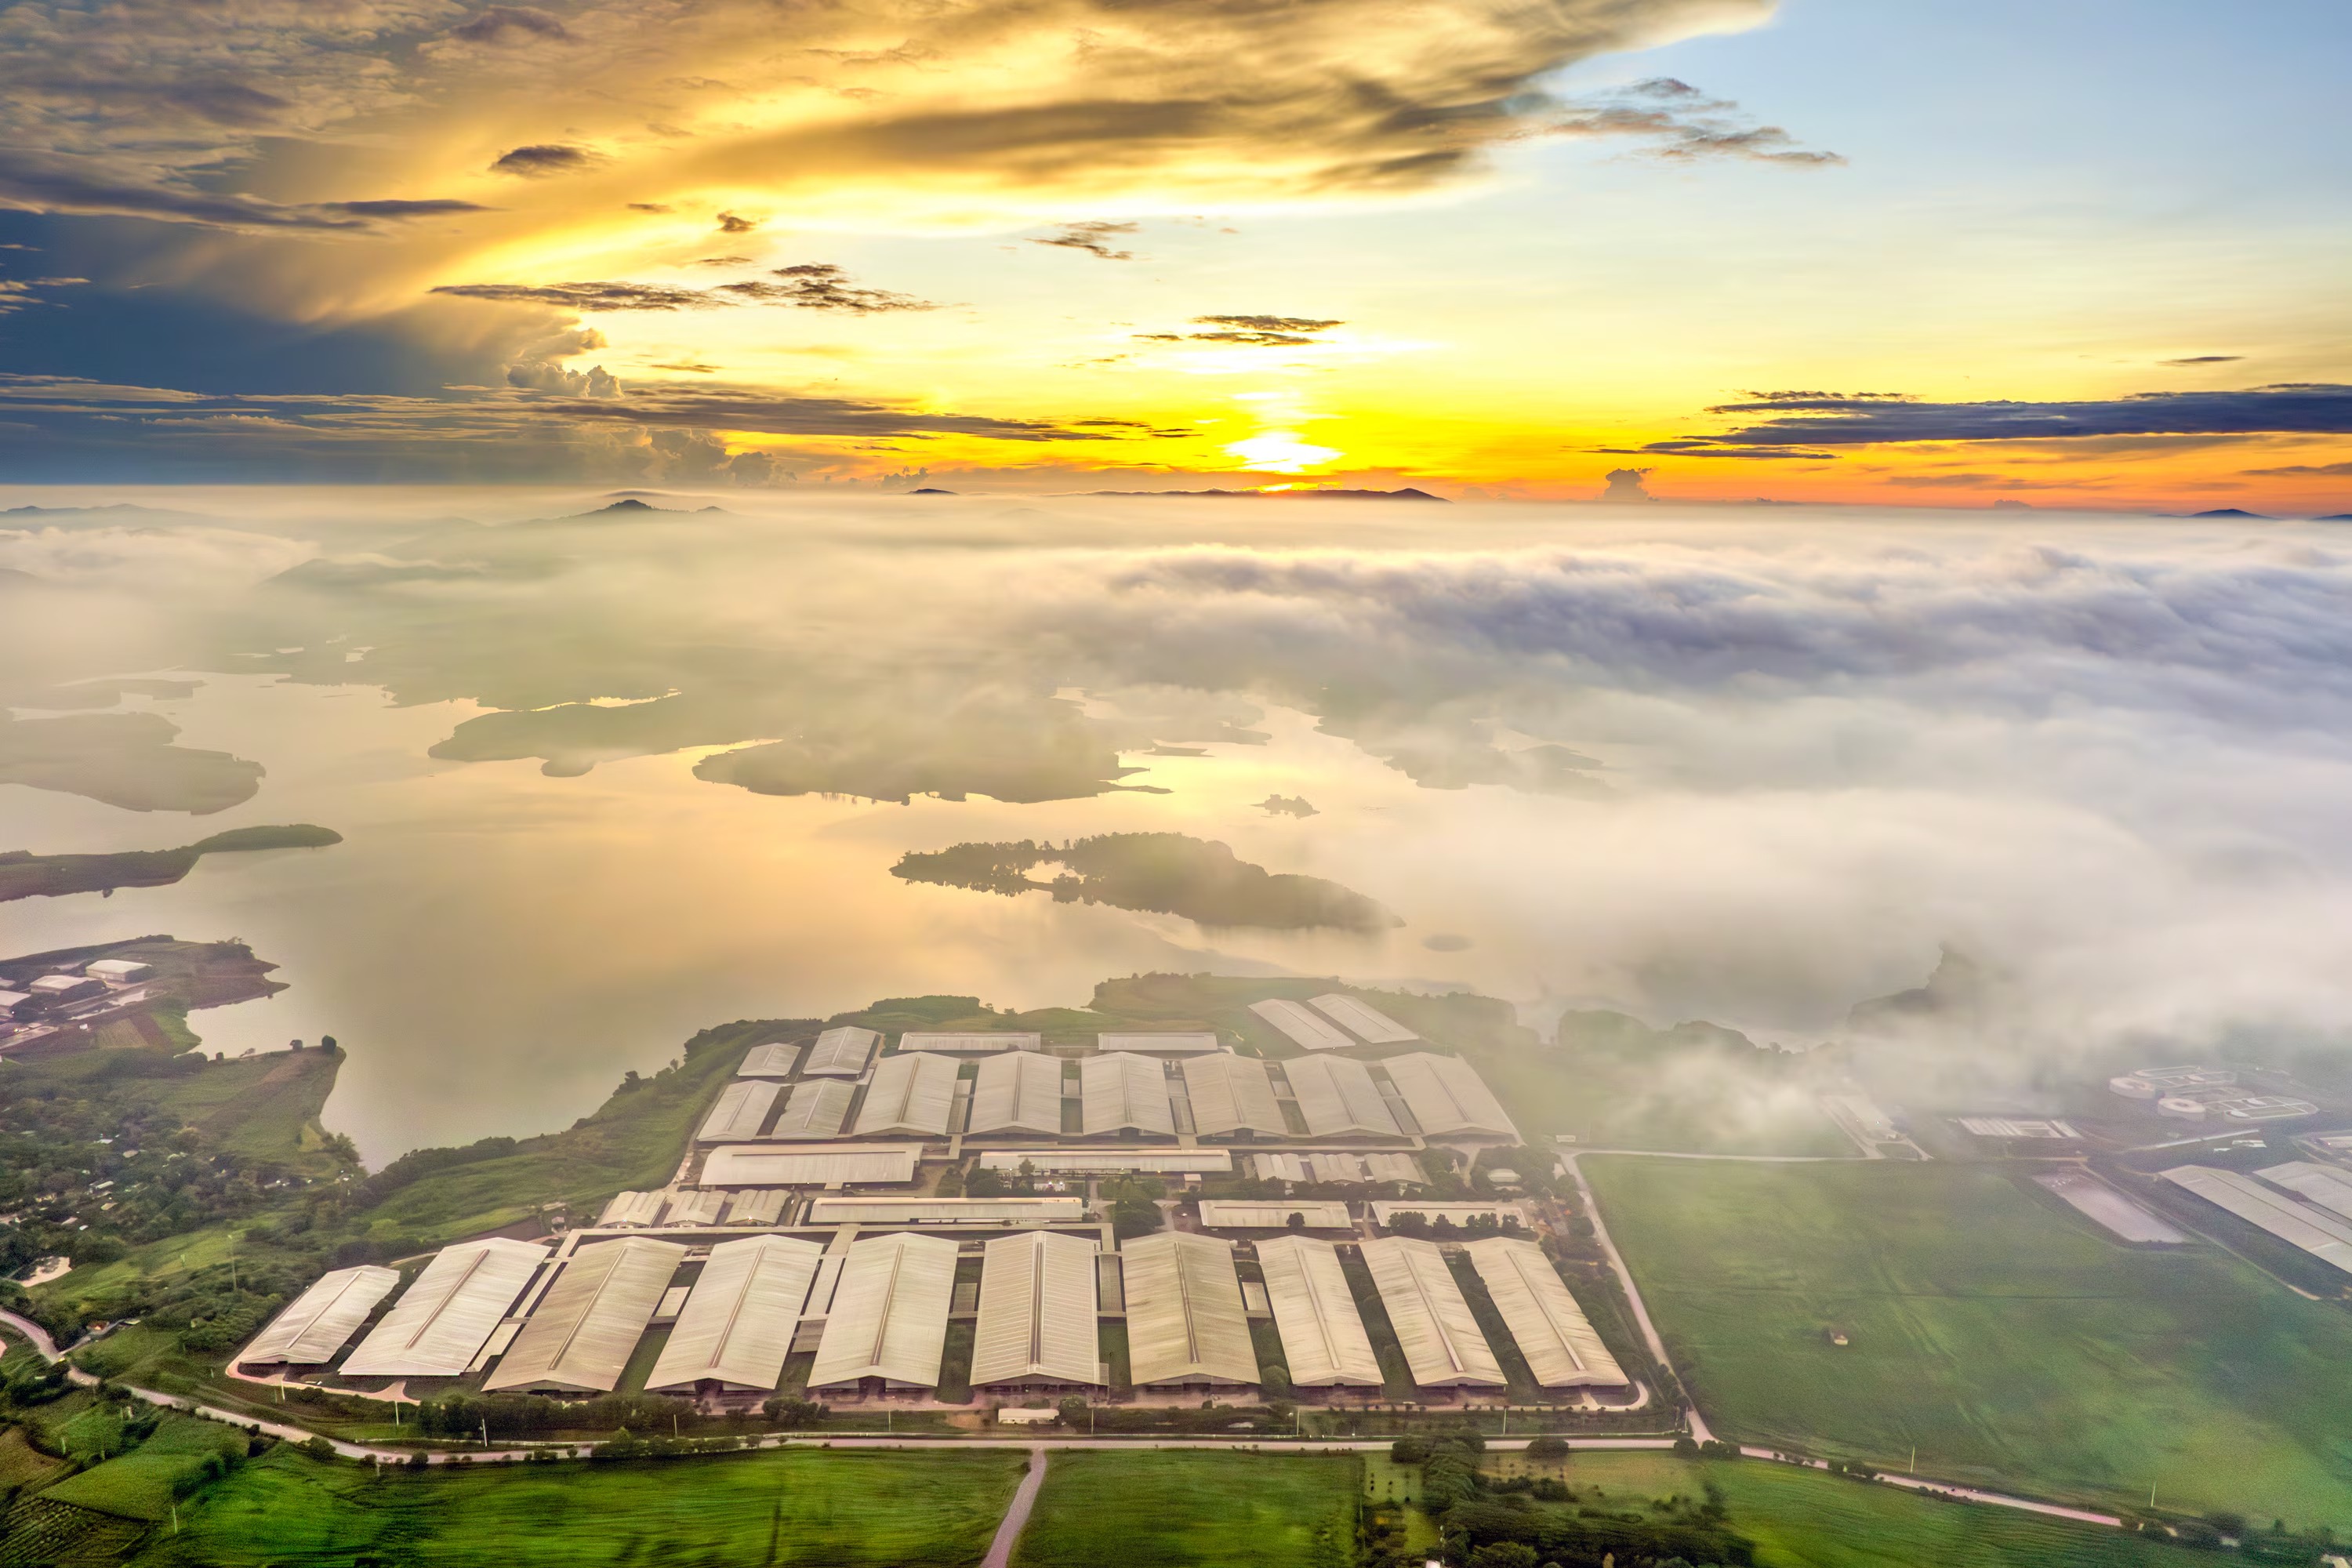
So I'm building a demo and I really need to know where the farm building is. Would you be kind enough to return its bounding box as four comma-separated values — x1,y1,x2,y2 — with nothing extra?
1465,1236,1626,1390
697,1079,781,1142
1195,1200,1352,1230
2259,1162,2352,1221
2162,1166,2352,1276
486,1236,688,1393
738,1042,801,1077
853,1052,961,1138
1181,1053,1287,1137
897,1032,1040,1053
978,1149,1231,1174
1280,1055,1402,1138
1381,1053,1519,1141
238,1265,400,1368
802,1027,880,1076
1310,994,1417,1044
1255,1152,1425,1185
700,1144,922,1186
1098,1033,1221,1054
28,974,103,1005
971,1230,1104,1389
1120,1232,1259,1388
770,1078,857,1140
661,1189,725,1227
723,1189,791,1225
85,959,154,985
967,1050,1067,1137
1079,1052,1176,1137
597,1190,666,1227
809,1231,960,1389
645,1235,824,1392
1370,1201,1530,1229
343,1237,550,1378
1254,1236,1382,1388
805,1196,1086,1225
1359,1236,1505,1388
1250,998,1357,1053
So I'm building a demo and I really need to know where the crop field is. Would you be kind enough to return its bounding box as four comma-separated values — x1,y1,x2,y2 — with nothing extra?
129,1445,1025,1566
1585,1157,2352,1529
40,1417,249,1521
1013,1451,1358,1568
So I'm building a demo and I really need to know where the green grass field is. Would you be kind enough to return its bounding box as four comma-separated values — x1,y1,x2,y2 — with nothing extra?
39,1416,249,1522
129,1445,1025,1566
1586,1157,2352,1529
1014,1451,1357,1568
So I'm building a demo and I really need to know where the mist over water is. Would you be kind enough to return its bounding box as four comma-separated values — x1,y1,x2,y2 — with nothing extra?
6,486,2352,1161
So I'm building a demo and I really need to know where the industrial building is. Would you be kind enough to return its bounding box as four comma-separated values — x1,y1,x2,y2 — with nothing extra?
2259,1162,2352,1221
897,1032,1040,1054
852,1052,960,1137
971,1231,1104,1389
1181,1054,1287,1138
343,1237,550,1378
1465,1236,1626,1390
1254,1236,1382,1388
1381,1053,1520,1141
487,1236,688,1393
701,1144,922,1186
809,1232,960,1389
1250,998,1358,1053
723,1189,790,1225
968,1051,1066,1137
697,1078,781,1142
661,1189,725,1226
1099,1033,1221,1054
1079,1052,1177,1137
28,974,103,1006
1281,1055,1402,1138
978,1149,1232,1174
770,1079,856,1139
85,958,153,985
1120,1232,1260,1388
805,1196,1086,1225
739,1042,801,1077
802,1027,879,1076
646,1235,823,1392
1311,994,1417,1044
597,1190,666,1227
1254,1152,1424,1185
1195,1200,1352,1230
2162,1166,2352,1276
1359,1236,1504,1388
239,1265,400,1368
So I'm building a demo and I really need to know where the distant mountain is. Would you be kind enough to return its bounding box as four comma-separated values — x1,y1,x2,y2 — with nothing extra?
2315,514,2352,523
2190,507,2270,519
1083,487,1448,502
909,488,959,495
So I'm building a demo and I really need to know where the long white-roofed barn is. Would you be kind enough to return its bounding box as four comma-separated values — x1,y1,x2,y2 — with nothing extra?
1181,1053,1287,1137
646,1234,824,1392
1120,1232,1258,1389
809,1231,960,1390
1080,1052,1176,1137
1359,1236,1505,1388
968,1050,1066,1136
1465,1236,1627,1391
342,1238,549,1379
971,1230,1102,1390
852,1051,960,1138
1280,1055,1402,1138
1381,1053,1519,1141
238,1265,400,1369
1254,1235,1383,1388
485,1236,688,1394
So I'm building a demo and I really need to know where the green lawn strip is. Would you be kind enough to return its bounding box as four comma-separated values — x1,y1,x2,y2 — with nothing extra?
1585,1156,2352,1530
1013,1450,1359,1568
137,1050,344,1173
1335,1247,1419,1400
615,1327,670,1396
937,1319,975,1405
130,1444,1025,1566
1097,1322,1130,1391
1444,1252,1544,1403
39,1415,247,1521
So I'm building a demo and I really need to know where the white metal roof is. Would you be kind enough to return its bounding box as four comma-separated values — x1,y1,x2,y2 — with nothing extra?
809,1231,960,1388
698,1079,782,1142
1181,1054,1287,1137
1121,1232,1259,1387
854,1051,962,1137
1080,1052,1176,1136
662,1189,725,1226
807,1196,1086,1224
2164,1166,2352,1274
1465,1236,1626,1388
1370,1201,1531,1226
1197,1200,1352,1229
968,1051,1067,1136
1250,999,1358,1052
739,1042,801,1078
1381,1053,1518,1140
241,1265,399,1366
1363,1152,1426,1184
1359,1236,1505,1388
723,1189,789,1225
2257,1161,2352,1221
803,1026,880,1076
978,1149,1231,1174
1099,1033,1222,1054
972,1230,1102,1387
1311,994,1419,1044
701,1144,921,1186
897,1032,1041,1053
771,1078,856,1140
597,1190,667,1226
486,1236,688,1392
1254,1236,1382,1387
1280,1055,1402,1138
343,1238,549,1378
645,1234,823,1392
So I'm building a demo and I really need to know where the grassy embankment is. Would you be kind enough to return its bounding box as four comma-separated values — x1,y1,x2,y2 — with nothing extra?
1585,1156,2352,1530
126,1445,1025,1566
1012,1450,1359,1568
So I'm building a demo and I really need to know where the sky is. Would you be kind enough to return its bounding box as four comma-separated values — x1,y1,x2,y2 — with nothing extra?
1,0,2348,510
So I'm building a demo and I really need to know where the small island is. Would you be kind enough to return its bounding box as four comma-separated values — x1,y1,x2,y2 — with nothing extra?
0,825,343,904
891,832,1397,931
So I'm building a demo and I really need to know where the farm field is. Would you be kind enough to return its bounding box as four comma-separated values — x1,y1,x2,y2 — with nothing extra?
1585,1156,2352,1529
127,1445,1026,1566
1012,1450,1357,1568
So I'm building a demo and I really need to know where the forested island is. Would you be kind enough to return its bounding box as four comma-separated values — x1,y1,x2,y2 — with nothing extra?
890,832,1397,931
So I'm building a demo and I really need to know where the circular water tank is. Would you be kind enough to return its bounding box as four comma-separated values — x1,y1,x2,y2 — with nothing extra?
2157,1095,2208,1120
2108,1075,2158,1099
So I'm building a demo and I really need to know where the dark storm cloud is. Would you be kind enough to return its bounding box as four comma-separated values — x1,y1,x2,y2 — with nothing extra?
450,5,572,43
1134,314,1344,347
0,151,491,233
1690,385,2352,448
1595,441,1838,461
2163,355,2242,366
490,143,604,176
1029,221,1140,260
2245,460,2352,477
433,281,724,310
715,264,936,313
530,385,1105,441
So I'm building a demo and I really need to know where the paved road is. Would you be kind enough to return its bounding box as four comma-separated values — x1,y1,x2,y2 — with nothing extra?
1558,1155,1715,1444
980,1446,1047,1568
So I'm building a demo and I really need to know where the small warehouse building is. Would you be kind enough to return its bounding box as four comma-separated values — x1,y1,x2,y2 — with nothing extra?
486,1236,688,1393
1310,994,1417,1044
853,1051,961,1138
978,1149,1231,1175
646,1234,824,1393
661,1189,725,1227
806,1196,1086,1225
971,1230,1104,1391
597,1190,666,1227
1250,998,1357,1053
1465,1236,1627,1391
1120,1232,1259,1389
85,959,154,985
1381,1053,1519,1141
1254,1236,1382,1388
343,1237,550,1379
1079,1052,1176,1137
738,1041,802,1077
1099,1033,1221,1055
1359,1236,1505,1389
808,1231,960,1391
697,1079,782,1142
724,1189,791,1225
770,1079,856,1140
1181,1054,1287,1138
897,1032,1041,1054
967,1050,1066,1137
28,974,104,1006
802,1026,880,1076
238,1264,400,1370
1196,1200,1352,1230
1281,1056,1402,1139
700,1144,922,1187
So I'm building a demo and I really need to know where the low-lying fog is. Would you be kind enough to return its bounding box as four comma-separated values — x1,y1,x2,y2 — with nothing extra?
5,487,2350,1160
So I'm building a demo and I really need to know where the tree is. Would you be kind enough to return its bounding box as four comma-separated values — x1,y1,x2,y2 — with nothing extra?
1468,1545,1538,1568
1390,1437,1432,1465
1286,1210,1306,1231
1525,1436,1569,1463
1261,1364,1293,1399
761,1398,827,1430
1057,1395,1090,1426
302,1435,334,1461
967,1166,1008,1199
